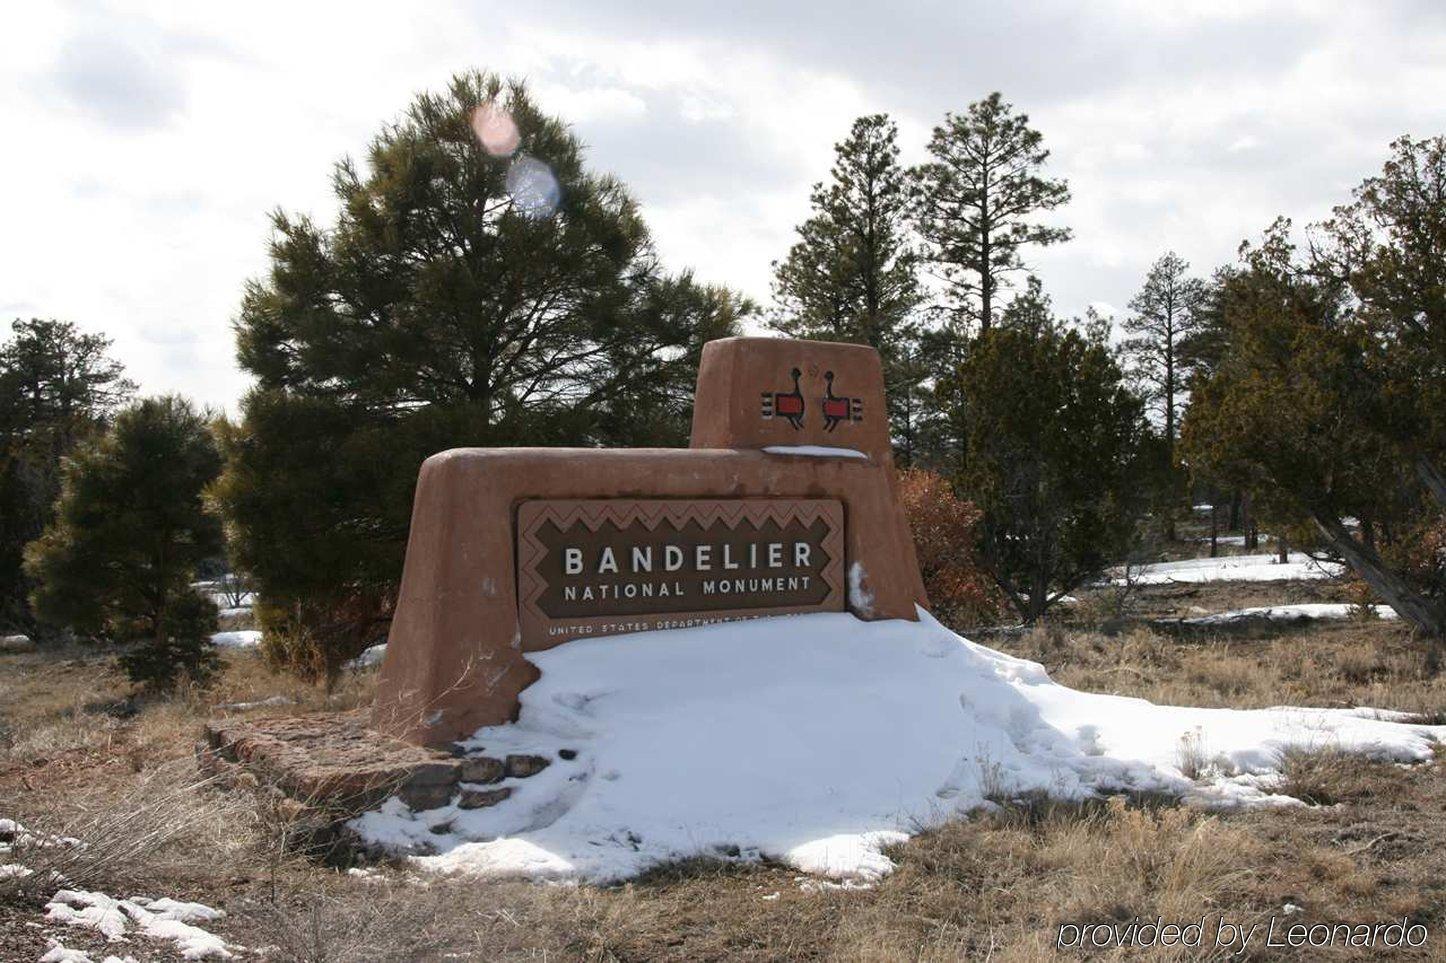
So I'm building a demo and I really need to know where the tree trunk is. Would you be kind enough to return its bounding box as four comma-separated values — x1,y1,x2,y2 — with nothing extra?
1209,502,1220,558
1313,514,1446,639
1242,492,1258,550
1228,490,1242,531
1277,534,1289,565
1417,457,1446,507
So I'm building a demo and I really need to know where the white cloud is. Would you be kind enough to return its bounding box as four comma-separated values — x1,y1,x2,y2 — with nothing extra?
1,1,1443,410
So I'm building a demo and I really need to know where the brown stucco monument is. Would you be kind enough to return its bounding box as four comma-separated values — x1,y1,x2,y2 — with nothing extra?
373,337,928,745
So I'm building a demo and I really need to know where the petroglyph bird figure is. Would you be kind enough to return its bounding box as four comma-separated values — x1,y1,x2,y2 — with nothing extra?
820,371,862,432
761,367,806,429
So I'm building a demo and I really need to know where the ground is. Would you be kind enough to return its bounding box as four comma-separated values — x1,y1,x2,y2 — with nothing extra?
3,541,1445,960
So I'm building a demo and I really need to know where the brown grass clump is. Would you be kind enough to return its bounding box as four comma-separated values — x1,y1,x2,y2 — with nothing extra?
1275,747,1414,808
1,759,253,904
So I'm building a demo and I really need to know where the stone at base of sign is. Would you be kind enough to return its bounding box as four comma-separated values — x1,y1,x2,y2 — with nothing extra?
196,712,562,850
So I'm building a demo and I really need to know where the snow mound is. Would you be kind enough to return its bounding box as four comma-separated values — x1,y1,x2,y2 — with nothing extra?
350,610,1443,884
1115,552,1343,585
1180,603,1398,625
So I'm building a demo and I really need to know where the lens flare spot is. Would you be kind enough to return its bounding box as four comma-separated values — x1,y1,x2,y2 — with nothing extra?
471,102,520,157
506,156,561,218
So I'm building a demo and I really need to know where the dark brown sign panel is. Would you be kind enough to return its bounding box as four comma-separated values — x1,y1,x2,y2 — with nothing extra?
517,499,845,644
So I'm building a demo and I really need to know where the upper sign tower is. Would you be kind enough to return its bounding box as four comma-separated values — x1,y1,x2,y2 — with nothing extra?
690,337,892,461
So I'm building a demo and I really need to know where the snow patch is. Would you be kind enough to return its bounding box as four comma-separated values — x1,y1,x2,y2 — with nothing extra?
1179,603,1397,626
349,643,388,669
209,631,261,650
214,695,294,712
349,609,1443,884
847,562,875,617
39,941,136,963
0,817,81,851
1113,553,1343,585
45,889,233,959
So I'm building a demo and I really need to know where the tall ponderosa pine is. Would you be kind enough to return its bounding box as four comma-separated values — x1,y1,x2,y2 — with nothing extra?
0,319,134,631
1122,252,1207,447
1121,252,1207,543
770,114,924,462
912,92,1071,335
936,286,1149,622
25,395,223,688
217,72,746,684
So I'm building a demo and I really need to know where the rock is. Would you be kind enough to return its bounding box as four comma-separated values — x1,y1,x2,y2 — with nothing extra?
0,634,35,654
457,786,512,810
400,782,455,811
505,753,551,778
458,756,505,784
203,712,461,813
558,748,578,761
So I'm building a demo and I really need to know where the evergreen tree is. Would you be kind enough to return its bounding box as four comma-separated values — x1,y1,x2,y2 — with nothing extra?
1181,215,1446,639
25,395,224,688
1120,252,1207,542
770,114,924,462
1318,135,1446,504
1121,252,1207,447
936,286,1149,622
912,93,1071,336
0,319,134,631
216,71,746,684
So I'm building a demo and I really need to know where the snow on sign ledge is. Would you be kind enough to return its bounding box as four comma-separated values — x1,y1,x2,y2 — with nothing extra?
349,609,1445,884
761,445,868,459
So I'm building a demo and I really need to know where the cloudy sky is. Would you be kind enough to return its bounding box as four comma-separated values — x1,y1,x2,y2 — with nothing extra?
3,1,1445,409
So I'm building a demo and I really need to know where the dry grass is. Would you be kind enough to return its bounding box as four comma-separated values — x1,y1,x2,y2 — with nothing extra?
0,645,375,772
1,760,253,903
3,577,1446,960
1006,595,1446,721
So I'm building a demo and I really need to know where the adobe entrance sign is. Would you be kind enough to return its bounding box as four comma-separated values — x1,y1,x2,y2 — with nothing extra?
374,337,927,745
517,498,845,643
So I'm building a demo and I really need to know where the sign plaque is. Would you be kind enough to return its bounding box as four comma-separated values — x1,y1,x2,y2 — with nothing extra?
517,498,846,644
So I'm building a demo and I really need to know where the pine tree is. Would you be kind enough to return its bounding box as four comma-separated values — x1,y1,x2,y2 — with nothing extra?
770,114,924,462
216,71,746,684
1121,253,1206,448
935,286,1149,622
912,93,1071,335
1120,253,1207,542
0,319,134,631
25,395,224,688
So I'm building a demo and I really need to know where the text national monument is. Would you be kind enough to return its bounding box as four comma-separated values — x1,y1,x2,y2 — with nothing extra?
373,337,928,745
